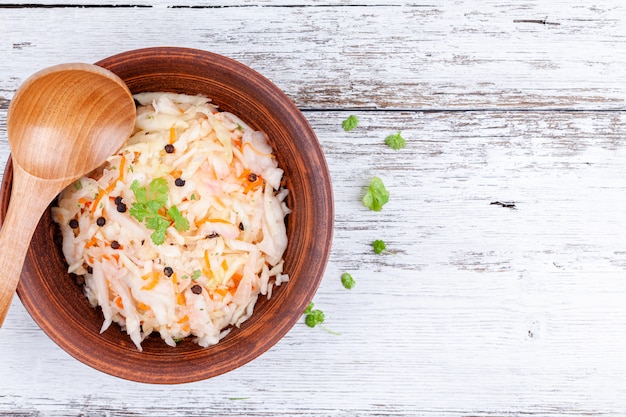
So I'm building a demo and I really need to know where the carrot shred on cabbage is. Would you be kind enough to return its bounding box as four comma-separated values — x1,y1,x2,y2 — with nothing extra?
91,155,126,216
242,142,276,159
141,271,159,291
169,126,176,144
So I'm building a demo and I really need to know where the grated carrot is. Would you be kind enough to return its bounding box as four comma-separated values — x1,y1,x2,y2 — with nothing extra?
238,168,263,193
196,217,232,228
214,287,229,298
243,176,263,194
85,236,98,249
229,274,243,295
169,126,176,144
118,154,126,182
137,302,151,311
242,141,275,159
115,296,124,309
141,271,159,291
91,155,126,216
238,168,251,180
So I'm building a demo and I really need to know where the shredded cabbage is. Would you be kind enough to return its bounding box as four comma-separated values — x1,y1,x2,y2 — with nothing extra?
52,92,290,350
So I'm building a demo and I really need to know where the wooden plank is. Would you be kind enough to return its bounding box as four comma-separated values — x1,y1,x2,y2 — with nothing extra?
0,2,625,110
2,109,626,415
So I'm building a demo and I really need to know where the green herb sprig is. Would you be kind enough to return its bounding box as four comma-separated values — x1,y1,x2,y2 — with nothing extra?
303,302,340,335
362,176,389,212
129,178,190,245
304,302,325,327
342,115,359,132
341,272,355,289
385,131,406,150
373,239,386,254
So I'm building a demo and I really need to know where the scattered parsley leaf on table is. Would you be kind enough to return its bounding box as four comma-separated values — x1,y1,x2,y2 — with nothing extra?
304,302,325,327
373,239,386,254
341,272,355,289
342,115,359,132
303,302,341,335
362,176,389,211
385,131,406,150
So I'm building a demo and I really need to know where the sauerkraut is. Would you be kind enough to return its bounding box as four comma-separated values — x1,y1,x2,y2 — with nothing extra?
52,92,290,350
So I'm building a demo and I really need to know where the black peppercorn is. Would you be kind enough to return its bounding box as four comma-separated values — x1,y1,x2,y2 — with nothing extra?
163,266,174,277
111,240,120,250
247,173,258,182
116,202,127,213
87,265,93,274
164,144,175,153
175,178,185,187
96,217,106,227
238,222,244,231
69,219,79,229
191,285,202,294
114,196,123,205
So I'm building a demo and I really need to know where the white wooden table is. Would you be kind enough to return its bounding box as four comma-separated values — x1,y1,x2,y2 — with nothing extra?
2,1,626,415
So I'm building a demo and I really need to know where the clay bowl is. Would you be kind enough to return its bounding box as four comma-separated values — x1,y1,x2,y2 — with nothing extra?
0,47,333,384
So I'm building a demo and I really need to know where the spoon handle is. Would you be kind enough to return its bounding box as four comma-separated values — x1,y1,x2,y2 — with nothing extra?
0,164,66,327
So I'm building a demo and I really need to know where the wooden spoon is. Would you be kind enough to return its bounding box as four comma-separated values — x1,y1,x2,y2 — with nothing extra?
0,63,136,326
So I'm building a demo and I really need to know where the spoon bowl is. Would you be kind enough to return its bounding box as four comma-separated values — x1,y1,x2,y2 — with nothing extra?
0,63,136,325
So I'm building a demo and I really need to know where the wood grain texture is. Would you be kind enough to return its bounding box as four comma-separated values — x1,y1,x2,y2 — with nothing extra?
0,1,625,111
2,109,626,415
1,1,626,416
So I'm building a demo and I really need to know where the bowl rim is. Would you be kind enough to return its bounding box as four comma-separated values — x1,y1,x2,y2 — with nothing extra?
1,47,334,384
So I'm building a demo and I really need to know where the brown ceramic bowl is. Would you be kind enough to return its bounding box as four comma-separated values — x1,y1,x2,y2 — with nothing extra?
0,47,333,384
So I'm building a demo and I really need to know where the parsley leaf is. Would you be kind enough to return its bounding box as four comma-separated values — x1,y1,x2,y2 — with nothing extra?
385,131,406,150
168,205,190,232
129,178,190,245
362,176,389,211
191,269,201,280
149,178,169,206
305,309,325,327
150,226,167,246
145,215,169,231
341,115,359,132
130,180,148,205
303,302,341,335
373,239,386,254
341,272,355,289
304,302,324,327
